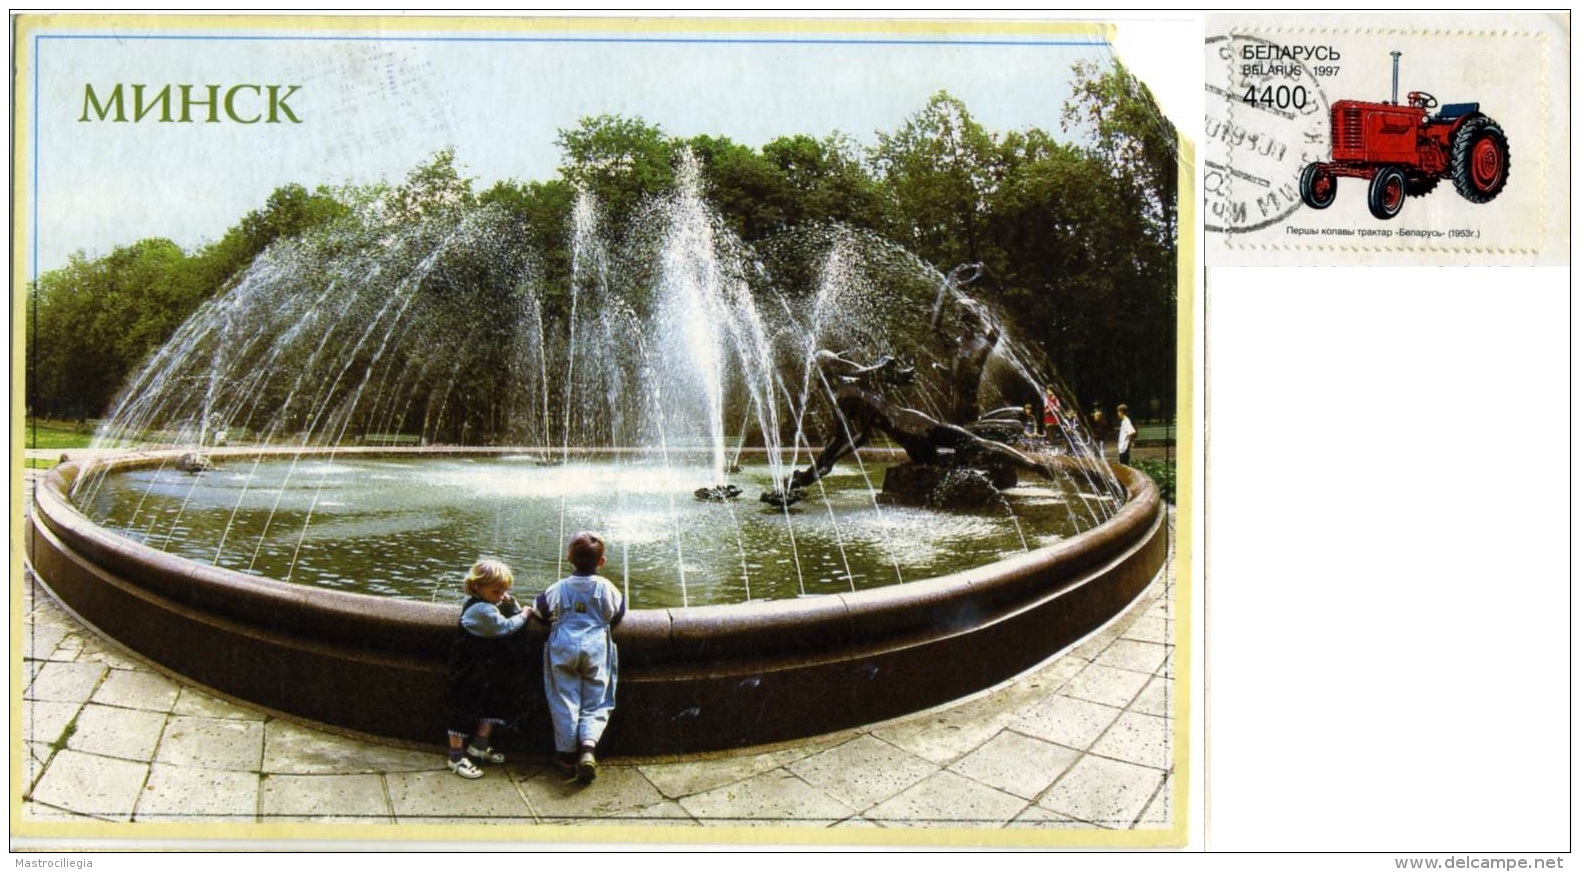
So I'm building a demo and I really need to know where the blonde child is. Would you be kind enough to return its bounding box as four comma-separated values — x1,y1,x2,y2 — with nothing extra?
445,559,527,779
531,532,626,782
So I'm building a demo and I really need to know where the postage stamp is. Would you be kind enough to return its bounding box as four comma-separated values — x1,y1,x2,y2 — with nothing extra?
1205,12,1569,266
12,13,1191,849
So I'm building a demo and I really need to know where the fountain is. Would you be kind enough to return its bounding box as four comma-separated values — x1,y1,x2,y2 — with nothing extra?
25,153,1167,755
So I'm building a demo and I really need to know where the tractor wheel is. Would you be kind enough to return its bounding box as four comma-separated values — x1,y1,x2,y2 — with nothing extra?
1450,116,1509,203
1367,167,1407,220
1406,174,1439,197
1299,164,1336,209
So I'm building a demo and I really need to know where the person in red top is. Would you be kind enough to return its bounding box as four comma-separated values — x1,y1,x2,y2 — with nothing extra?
1041,386,1061,436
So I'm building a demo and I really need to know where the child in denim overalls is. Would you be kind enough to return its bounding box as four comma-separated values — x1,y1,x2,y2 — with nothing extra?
532,532,625,781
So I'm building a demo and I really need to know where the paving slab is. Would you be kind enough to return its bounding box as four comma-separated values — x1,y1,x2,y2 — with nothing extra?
262,719,444,775
25,661,107,705
547,799,699,827
1018,650,1104,699
20,658,45,696
172,687,260,720
51,632,87,661
863,769,1029,828
1037,754,1168,829
72,628,146,669
24,743,53,793
637,752,785,799
26,749,149,821
386,768,533,823
1010,694,1122,751
156,715,266,771
20,803,100,823
1094,639,1171,676
74,634,146,670
868,686,1034,766
947,730,1082,801
831,815,883,828
763,736,845,767
1061,662,1154,710
516,764,667,821
22,700,82,748
1089,710,1171,771
1007,805,1092,828
1159,646,1176,679
92,668,181,712
260,772,391,823
23,619,71,660
400,815,539,827
1131,676,1173,719
67,704,168,762
678,769,857,827
1122,615,1171,645
1069,622,1127,660
1136,774,1174,828
135,763,260,823
785,734,940,812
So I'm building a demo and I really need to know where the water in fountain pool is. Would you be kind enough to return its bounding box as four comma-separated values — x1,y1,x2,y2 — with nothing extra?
73,151,1123,609
77,454,1112,609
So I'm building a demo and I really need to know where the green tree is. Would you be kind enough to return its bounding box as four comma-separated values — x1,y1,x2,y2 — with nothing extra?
870,91,998,265
29,239,188,418
1054,59,1179,415
1063,59,1179,243
479,177,576,315
763,133,892,233
384,147,475,223
28,183,350,421
199,183,347,298
682,134,791,241
555,115,675,233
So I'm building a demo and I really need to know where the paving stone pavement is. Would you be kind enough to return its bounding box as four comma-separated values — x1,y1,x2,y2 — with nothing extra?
16,497,1179,842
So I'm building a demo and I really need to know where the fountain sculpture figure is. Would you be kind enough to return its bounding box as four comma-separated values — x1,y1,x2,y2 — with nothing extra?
775,265,1056,509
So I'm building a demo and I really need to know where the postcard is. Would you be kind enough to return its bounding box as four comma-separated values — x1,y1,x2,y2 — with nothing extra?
12,13,1192,850
1205,11,1569,266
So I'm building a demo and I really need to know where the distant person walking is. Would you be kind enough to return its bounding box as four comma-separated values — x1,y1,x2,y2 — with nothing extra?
1116,403,1137,466
533,532,626,782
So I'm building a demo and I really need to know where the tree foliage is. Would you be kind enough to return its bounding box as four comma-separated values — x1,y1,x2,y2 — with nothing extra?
871,92,997,265
555,115,674,236
1063,59,1179,244
28,60,1178,428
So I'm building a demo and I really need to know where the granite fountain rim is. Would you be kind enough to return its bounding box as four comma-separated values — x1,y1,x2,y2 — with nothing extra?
38,444,1157,629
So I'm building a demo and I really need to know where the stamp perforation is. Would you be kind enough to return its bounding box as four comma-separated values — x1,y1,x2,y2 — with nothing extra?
1226,27,1550,38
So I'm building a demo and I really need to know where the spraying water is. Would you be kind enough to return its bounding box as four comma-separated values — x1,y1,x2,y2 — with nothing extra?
73,155,1124,608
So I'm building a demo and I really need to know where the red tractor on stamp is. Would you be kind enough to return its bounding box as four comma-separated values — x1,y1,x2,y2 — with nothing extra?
1300,51,1510,220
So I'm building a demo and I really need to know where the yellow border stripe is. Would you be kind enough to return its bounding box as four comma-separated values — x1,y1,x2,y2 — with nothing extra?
15,14,1113,40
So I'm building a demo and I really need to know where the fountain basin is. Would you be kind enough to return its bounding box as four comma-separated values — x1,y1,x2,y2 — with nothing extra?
26,448,1166,756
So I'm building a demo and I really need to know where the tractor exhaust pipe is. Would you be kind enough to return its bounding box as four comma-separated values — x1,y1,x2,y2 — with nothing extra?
1390,50,1401,104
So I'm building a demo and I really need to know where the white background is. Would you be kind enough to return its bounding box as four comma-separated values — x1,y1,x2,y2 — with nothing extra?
1207,266,1571,854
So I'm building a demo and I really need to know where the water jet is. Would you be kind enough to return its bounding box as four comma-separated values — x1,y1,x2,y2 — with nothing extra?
24,155,1167,754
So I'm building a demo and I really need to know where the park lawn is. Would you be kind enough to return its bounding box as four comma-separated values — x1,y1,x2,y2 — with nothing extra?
25,419,98,451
